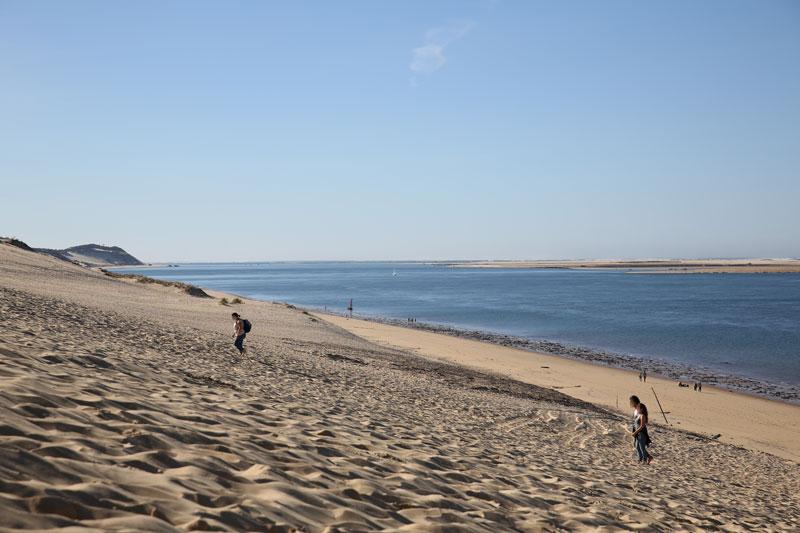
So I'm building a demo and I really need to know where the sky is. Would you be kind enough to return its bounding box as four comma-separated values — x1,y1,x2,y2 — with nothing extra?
1,1,799,262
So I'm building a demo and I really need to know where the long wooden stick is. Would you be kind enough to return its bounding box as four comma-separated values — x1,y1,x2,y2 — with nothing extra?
651,386,669,425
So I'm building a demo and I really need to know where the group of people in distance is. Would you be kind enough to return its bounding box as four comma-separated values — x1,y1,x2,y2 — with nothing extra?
678,381,703,391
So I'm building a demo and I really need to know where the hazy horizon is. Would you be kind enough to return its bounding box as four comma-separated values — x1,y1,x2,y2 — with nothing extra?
2,1,798,262
10,237,800,265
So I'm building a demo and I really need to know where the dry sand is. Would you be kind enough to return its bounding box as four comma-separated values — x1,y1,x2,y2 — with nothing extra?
1,243,799,531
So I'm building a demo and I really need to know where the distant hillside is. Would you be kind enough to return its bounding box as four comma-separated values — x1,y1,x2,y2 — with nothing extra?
2,238,143,267
36,244,143,267
0,237,35,252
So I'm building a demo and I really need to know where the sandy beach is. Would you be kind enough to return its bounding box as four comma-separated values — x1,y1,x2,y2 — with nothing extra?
2,242,800,531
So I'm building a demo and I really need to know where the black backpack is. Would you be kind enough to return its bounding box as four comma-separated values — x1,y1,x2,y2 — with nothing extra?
243,319,252,333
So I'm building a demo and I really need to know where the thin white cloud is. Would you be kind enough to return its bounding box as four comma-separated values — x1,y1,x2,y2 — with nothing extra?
410,44,447,74
410,21,473,82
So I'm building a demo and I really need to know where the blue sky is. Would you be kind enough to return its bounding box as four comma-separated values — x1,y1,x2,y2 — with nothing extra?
1,1,798,261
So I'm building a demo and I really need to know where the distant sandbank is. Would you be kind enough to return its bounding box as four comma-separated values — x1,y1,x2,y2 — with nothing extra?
449,258,800,273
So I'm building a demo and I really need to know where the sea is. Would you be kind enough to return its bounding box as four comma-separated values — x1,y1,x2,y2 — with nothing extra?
117,262,800,391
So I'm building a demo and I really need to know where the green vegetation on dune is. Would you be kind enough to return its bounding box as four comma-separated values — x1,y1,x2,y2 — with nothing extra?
100,269,211,298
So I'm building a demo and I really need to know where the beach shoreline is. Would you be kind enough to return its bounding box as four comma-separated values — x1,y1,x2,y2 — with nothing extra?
307,310,799,405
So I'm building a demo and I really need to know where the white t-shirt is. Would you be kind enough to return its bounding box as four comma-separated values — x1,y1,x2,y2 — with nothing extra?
634,407,647,427
633,408,648,432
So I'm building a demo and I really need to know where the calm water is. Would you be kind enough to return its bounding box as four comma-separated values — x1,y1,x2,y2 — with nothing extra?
118,263,800,386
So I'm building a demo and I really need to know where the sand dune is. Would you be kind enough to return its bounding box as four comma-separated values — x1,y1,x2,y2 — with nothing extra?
1,243,799,531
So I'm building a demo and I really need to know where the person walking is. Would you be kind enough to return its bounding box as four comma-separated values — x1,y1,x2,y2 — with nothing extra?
629,395,653,464
231,312,248,355
642,370,647,382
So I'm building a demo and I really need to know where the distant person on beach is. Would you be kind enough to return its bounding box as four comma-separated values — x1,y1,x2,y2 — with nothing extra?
629,395,653,464
698,382,702,392
638,371,642,382
694,383,698,391
642,370,647,382
231,312,247,355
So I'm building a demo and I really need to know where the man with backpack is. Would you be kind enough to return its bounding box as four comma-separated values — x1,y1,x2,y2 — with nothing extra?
231,312,251,355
